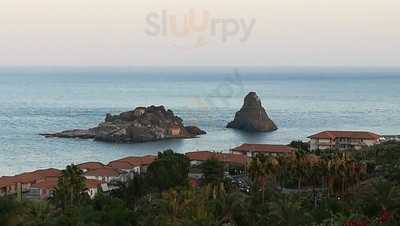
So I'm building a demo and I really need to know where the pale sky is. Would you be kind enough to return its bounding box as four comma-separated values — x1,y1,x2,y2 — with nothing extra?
1,0,399,66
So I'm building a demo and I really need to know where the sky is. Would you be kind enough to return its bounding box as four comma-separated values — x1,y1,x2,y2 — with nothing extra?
1,0,399,66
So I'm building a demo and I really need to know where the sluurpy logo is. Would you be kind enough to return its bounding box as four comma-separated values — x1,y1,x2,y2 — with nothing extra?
145,9,256,47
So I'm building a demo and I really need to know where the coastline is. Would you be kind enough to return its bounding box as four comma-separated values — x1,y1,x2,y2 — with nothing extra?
1,68,400,175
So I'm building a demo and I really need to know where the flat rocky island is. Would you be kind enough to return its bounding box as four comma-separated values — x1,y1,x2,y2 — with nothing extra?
41,105,206,143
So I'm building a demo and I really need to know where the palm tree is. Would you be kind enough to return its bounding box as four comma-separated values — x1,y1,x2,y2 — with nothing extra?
294,154,305,190
201,157,224,186
319,158,330,196
210,187,250,226
151,187,219,226
249,156,266,191
249,155,278,203
269,194,311,226
164,190,184,226
53,164,86,210
331,153,350,195
276,155,290,190
185,187,215,226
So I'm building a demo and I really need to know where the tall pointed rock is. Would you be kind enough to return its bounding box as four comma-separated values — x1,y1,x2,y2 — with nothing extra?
227,92,277,132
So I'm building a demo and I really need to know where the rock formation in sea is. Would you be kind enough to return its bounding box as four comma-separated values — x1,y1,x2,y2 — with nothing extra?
41,105,206,143
184,126,207,136
226,92,278,132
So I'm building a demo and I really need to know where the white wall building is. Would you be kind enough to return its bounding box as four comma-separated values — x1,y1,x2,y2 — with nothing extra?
308,131,380,151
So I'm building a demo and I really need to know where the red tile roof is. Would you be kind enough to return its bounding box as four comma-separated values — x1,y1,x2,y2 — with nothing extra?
231,144,295,154
31,177,58,190
84,167,121,177
0,176,16,188
108,160,135,170
1,168,62,188
220,153,249,165
117,157,141,166
14,168,62,184
186,151,249,165
78,162,105,171
116,155,156,166
186,151,216,161
308,131,380,140
141,155,157,165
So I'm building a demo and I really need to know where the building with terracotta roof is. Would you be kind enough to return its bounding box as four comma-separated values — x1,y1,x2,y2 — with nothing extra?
85,179,103,198
185,151,250,178
220,153,249,166
84,166,124,183
230,144,295,157
107,160,140,180
115,155,157,174
140,155,157,166
77,161,128,183
108,160,138,171
0,176,18,196
186,151,216,166
27,177,103,200
0,168,62,197
186,151,249,167
27,177,58,200
117,155,157,166
16,168,61,184
308,130,380,151
78,162,106,172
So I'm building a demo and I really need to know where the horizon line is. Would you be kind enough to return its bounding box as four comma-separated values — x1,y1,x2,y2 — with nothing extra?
0,65,400,69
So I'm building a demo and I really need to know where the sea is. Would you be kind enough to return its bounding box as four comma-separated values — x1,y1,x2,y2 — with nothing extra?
1,66,399,176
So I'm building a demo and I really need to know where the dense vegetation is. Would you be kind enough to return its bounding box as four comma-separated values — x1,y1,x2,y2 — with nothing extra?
1,143,400,226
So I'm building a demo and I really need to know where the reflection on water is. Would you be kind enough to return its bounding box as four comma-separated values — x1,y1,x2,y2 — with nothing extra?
231,129,277,144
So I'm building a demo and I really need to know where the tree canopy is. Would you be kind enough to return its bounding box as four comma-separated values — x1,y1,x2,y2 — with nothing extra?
201,157,225,185
147,149,190,192
1,143,400,226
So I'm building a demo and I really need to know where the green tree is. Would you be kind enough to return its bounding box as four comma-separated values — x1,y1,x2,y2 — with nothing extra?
249,155,279,203
0,197,23,226
201,157,224,185
289,140,309,152
269,194,311,226
23,201,53,226
358,179,400,216
53,205,99,226
92,195,135,226
147,150,190,192
110,175,149,210
210,190,250,226
53,164,86,210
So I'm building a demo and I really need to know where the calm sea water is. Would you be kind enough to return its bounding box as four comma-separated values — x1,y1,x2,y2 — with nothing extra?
1,67,399,176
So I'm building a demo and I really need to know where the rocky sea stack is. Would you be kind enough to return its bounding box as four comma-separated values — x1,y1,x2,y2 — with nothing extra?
41,105,206,143
227,92,278,132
